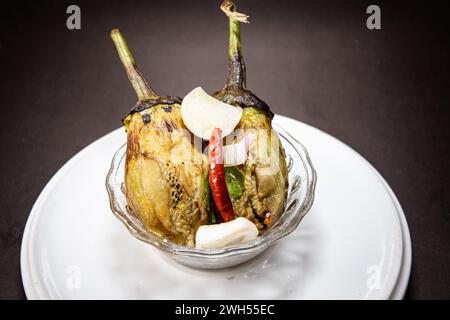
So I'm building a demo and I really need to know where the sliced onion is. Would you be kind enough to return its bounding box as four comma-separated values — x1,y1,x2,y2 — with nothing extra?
255,131,281,176
181,87,243,140
223,133,256,167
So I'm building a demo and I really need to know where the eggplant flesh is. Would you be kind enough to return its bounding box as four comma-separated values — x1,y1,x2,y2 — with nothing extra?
124,104,209,246
230,108,288,228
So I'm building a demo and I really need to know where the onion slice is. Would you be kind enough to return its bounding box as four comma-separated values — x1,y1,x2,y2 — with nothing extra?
222,133,256,167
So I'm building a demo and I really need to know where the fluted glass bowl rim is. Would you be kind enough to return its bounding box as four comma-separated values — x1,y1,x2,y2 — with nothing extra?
105,123,317,259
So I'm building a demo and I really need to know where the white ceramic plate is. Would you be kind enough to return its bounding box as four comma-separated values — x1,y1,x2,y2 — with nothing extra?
20,116,411,299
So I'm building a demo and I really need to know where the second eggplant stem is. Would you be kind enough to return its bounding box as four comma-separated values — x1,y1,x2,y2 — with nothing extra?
221,1,248,89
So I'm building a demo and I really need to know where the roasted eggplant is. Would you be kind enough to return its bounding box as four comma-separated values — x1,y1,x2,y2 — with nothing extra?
212,1,288,227
111,30,209,246
111,0,288,247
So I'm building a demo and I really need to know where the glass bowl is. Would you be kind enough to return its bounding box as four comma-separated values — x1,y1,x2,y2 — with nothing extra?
105,123,317,269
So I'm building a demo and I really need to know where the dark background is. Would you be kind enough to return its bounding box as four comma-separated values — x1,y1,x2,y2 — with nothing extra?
0,0,448,299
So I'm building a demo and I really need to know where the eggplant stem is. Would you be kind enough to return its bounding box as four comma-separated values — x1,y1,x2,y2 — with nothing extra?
111,29,158,101
214,1,273,117
220,1,248,89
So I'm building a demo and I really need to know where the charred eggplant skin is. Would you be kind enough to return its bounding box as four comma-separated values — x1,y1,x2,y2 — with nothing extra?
129,96,182,115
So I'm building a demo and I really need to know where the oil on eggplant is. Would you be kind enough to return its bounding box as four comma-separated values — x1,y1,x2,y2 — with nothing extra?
212,1,288,227
111,29,209,246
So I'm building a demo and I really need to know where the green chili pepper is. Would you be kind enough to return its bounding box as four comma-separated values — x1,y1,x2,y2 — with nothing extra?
204,172,217,224
224,167,244,200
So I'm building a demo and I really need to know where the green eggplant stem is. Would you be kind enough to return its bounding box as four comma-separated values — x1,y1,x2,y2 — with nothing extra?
110,29,158,101
221,0,249,89
215,1,273,117
229,16,242,60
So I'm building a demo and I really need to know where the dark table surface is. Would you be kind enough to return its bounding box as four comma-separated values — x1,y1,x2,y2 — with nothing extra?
0,0,449,299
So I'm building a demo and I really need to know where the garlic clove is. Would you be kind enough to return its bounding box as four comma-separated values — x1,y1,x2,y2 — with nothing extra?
181,87,243,140
195,217,258,249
